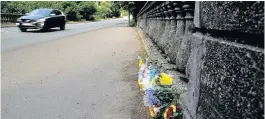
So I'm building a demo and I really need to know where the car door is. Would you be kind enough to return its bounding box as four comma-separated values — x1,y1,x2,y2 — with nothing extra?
48,10,57,28
54,10,64,27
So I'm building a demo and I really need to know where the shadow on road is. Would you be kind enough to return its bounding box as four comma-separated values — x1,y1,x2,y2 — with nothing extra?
25,28,69,33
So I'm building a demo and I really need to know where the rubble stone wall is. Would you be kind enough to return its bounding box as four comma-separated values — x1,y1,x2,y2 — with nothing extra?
137,1,264,119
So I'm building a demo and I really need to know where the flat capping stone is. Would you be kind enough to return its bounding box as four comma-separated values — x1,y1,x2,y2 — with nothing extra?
194,27,264,49
202,34,264,53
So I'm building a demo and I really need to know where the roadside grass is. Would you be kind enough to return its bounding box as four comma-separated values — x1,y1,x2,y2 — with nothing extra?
135,27,148,60
133,27,153,119
1,23,16,28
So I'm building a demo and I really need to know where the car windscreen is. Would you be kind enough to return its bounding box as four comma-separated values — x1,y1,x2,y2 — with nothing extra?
28,9,52,16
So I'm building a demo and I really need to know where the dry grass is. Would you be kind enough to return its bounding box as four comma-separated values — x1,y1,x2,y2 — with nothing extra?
1,23,16,28
135,27,149,60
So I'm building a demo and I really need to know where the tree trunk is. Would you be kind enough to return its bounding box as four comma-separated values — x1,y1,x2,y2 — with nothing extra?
128,9,130,26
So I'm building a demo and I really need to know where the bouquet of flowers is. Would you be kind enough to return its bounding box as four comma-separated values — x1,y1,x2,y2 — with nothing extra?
137,56,184,119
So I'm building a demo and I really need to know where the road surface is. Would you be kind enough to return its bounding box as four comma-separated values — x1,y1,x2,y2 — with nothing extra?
2,18,150,119
1,18,127,53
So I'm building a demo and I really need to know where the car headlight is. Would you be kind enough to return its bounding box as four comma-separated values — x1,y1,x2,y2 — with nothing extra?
37,18,46,22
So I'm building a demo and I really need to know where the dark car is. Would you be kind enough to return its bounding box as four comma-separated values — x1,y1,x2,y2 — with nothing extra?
16,8,66,32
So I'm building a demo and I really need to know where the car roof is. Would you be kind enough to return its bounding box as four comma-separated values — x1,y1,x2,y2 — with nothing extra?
36,8,60,11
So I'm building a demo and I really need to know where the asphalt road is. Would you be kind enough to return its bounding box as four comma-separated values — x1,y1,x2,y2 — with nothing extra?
1,18,127,53
2,18,150,119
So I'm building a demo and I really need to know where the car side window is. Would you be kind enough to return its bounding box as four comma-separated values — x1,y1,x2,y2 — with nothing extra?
50,10,56,15
55,10,62,15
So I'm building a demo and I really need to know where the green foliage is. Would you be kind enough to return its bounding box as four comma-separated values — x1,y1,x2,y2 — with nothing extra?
95,1,123,19
93,15,102,21
1,1,130,21
60,2,81,21
4,1,29,14
2,1,60,14
96,1,111,19
120,9,128,17
117,1,137,26
119,1,135,11
79,2,96,20
1,1,10,13
110,1,121,17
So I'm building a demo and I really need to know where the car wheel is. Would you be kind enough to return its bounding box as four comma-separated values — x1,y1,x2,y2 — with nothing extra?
60,25,65,30
20,28,27,32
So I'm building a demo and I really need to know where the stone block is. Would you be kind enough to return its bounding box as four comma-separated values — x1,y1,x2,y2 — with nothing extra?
154,21,166,44
200,1,264,34
175,34,192,72
185,33,204,119
161,63,176,71
198,36,264,119
157,58,168,68
167,36,184,64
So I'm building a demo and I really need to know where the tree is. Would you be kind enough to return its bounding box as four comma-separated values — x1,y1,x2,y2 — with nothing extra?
61,1,81,21
96,1,112,19
2,1,63,14
79,2,97,20
4,1,29,14
109,1,121,17
119,1,136,26
1,1,11,13
1,1,131,21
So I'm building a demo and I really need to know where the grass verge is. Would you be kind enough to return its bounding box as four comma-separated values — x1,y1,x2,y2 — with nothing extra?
135,27,149,60
1,23,16,28
134,27,153,119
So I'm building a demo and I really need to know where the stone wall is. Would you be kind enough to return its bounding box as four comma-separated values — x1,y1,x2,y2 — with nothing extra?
137,1,264,119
